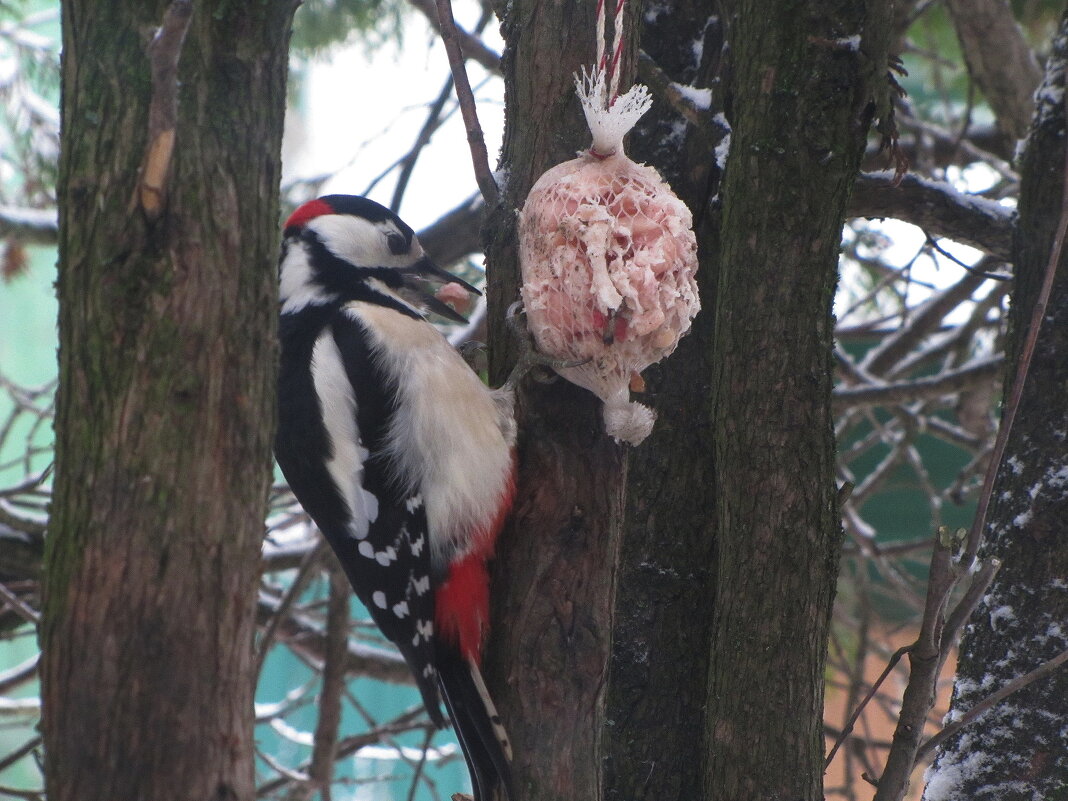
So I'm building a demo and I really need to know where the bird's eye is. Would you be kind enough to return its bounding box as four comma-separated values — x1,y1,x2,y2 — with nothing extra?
386,231,407,256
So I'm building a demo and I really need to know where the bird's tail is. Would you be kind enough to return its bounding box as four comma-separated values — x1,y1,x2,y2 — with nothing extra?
435,642,514,801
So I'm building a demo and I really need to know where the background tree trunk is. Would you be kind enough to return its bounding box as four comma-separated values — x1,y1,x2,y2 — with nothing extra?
924,12,1068,799
40,3,294,800
483,1,891,799
604,5,724,801
706,3,889,799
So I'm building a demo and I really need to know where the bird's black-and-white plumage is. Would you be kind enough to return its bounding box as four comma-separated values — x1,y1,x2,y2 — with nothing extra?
275,195,515,801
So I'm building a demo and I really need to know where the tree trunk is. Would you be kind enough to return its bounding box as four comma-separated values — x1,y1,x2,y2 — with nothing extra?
923,13,1068,799
484,1,890,798
604,5,724,800
481,2,635,799
706,3,887,799
41,3,293,800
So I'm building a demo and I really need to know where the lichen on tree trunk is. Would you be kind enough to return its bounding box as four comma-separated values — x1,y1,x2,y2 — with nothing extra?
41,3,294,800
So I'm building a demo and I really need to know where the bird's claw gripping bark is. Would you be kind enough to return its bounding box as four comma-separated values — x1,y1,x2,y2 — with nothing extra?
503,301,590,389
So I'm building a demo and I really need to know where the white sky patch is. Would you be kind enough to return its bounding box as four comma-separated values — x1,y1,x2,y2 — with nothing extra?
286,1,504,231
837,162,1012,327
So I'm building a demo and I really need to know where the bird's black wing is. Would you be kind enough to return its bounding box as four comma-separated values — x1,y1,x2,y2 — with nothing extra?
317,308,443,726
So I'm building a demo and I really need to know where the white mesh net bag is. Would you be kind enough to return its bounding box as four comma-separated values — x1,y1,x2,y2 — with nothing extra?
518,69,700,445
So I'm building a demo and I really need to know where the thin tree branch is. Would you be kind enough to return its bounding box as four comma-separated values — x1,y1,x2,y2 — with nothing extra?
255,541,325,679
303,565,351,801
392,75,456,214
861,270,988,377
826,646,910,769
0,206,58,244
938,557,1001,669
0,735,41,774
832,355,1003,411
407,0,501,73
434,0,498,204
896,110,1018,182
256,708,430,797
0,653,38,694
923,233,1010,281
871,535,957,801
0,580,38,624
0,784,42,800
916,646,1068,763
946,0,1042,141
257,594,412,685
417,194,484,267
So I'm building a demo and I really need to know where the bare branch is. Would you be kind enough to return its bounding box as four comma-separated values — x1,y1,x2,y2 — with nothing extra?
848,172,1014,262
392,76,456,214
417,195,484,268
303,565,351,801
871,535,957,801
256,708,431,797
0,206,58,245
407,0,501,73
434,0,498,204
939,557,1001,669
916,646,1068,763
256,594,413,685
896,110,1018,182
832,355,1003,411
0,580,38,624
636,51,725,135
826,646,910,770
255,542,325,679
946,0,1042,141
0,653,38,695
860,270,989,376
0,735,41,774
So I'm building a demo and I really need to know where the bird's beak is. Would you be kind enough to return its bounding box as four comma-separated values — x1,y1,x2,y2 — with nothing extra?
399,256,481,324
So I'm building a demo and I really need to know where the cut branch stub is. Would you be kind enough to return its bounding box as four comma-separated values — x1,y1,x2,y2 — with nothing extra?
138,0,192,220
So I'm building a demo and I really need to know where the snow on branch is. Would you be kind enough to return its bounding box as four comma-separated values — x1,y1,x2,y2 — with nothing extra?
849,171,1014,262
0,206,58,245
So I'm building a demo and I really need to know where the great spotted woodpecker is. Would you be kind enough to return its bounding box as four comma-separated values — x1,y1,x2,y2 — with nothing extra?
275,195,515,801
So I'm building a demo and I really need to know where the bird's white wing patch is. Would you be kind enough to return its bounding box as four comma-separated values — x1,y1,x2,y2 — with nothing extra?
341,302,514,571
310,329,380,538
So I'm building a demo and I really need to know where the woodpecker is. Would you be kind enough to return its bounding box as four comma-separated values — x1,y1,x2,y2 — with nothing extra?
275,194,516,801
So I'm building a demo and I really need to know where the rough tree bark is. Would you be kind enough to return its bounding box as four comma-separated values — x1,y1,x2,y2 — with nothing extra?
482,1,892,799
924,14,1068,800
706,3,890,799
604,5,723,801
40,2,294,800
481,1,634,799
